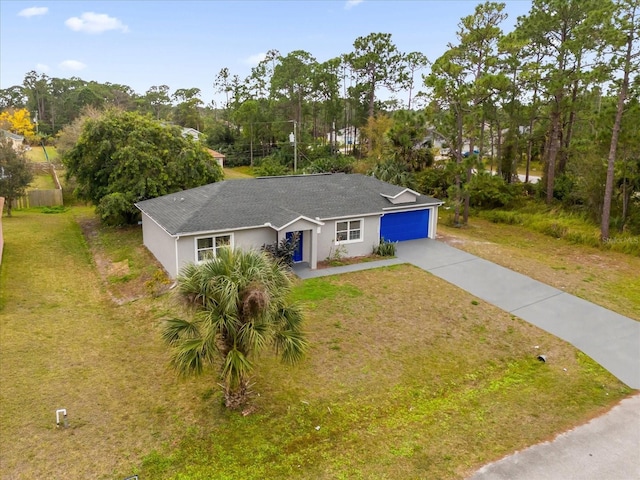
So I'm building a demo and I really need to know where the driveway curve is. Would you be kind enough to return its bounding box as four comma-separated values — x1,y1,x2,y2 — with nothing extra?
396,239,640,389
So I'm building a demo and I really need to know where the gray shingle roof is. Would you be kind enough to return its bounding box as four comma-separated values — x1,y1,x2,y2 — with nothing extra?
136,173,442,236
0,129,24,142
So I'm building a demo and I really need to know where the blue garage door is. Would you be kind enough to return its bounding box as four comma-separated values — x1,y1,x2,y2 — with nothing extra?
380,209,429,242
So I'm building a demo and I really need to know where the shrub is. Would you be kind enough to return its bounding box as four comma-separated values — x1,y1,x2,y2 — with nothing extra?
467,172,521,209
304,156,354,174
254,157,290,177
262,233,299,267
373,238,397,257
96,192,136,226
416,163,457,199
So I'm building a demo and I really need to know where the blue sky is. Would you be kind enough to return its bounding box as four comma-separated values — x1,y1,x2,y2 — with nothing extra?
1,1,533,105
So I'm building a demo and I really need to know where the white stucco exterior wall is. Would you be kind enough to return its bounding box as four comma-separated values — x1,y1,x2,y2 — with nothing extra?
428,205,440,239
174,226,276,277
317,215,380,261
141,213,178,277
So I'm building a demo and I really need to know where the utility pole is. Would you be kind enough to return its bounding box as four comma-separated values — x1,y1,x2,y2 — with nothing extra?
250,123,254,167
289,120,298,173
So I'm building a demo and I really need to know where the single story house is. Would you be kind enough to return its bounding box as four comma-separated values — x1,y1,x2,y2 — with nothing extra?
135,173,443,278
327,126,360,146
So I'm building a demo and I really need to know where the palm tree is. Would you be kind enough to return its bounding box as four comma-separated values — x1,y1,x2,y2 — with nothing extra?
162,248,308,409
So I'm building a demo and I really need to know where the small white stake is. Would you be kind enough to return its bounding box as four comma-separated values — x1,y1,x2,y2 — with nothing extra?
56,409,68,428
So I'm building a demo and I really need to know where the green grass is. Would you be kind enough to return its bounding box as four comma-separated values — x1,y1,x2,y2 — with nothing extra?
478,205,640,256
28,174,56,190
0,208,632,479
223,166,255,179
25,145,59,163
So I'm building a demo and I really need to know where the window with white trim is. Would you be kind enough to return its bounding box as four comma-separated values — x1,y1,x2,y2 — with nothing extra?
196,234,232,262
335,219,362,243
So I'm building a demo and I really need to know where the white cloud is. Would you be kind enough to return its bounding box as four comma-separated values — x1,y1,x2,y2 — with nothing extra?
243,52,267,66
344,0,364,10
59,60,87,71
35,63,51,73
65,12,128,34
18,6,49,17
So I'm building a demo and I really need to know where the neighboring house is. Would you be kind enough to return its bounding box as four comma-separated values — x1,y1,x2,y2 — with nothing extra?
418,128,450,160
327,126,360,146
0,129,24,150
181,127,201,141
136,173,443,278
207,149,225,168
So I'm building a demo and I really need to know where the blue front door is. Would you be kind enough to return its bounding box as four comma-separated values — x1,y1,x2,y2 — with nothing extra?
286,231,303,262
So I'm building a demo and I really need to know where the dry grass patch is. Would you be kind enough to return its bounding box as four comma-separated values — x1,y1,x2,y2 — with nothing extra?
0,209,217,479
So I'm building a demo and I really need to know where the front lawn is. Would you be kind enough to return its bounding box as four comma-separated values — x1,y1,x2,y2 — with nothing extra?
0,208,631,479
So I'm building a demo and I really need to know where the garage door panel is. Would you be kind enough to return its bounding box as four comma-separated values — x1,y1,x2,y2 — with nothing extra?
380,210,429,242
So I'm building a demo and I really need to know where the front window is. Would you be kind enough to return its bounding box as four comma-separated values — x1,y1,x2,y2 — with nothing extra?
336,219,362,243
196,234,231,261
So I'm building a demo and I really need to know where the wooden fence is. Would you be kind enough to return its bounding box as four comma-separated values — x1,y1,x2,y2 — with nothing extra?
13,189,63,208
12,163,64,209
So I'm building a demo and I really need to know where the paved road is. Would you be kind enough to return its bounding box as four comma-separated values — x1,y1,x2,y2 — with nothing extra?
468,393,640,480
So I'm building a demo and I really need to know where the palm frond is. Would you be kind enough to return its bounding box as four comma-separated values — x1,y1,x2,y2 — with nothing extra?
162,317,201,345
170,337,210,376
273,329,309,365
277,304,305,331
220,347,253,388
237,320,270,354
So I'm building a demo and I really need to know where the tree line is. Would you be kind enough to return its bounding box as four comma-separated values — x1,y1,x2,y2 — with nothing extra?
1,0,638,239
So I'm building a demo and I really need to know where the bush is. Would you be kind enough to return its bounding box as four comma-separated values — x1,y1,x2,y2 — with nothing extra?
373,238,397,257
254,157,290,177
467,172,522,208
262,233,299,267
304,156,354,174
96,192,137,226
368,159,416,189
416,163,457,199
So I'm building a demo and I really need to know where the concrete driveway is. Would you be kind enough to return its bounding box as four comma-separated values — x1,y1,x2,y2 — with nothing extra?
396,239,640,389
296,239,639,388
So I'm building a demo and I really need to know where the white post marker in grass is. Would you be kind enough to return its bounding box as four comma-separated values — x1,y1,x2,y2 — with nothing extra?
55,408,68,428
